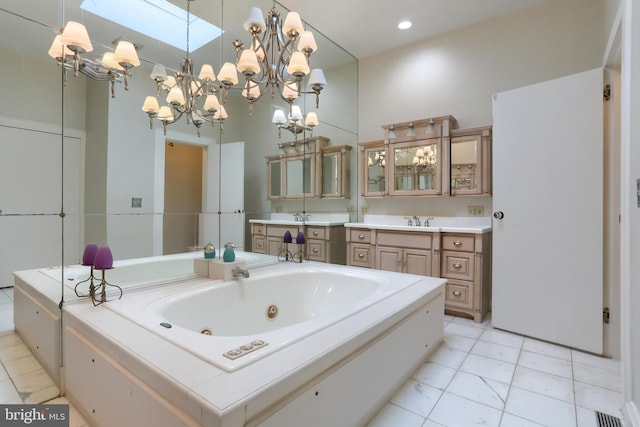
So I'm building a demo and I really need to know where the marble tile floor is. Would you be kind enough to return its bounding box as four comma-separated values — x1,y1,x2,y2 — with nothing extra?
0,285,627,427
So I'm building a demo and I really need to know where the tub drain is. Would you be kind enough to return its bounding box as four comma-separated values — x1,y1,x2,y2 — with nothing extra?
266,305,278,319
201,328,212,335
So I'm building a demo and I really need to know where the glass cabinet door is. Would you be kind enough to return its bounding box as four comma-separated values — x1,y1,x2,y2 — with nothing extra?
449,126,491,196
267,158,282,199
360,141,387,197
389,139,441,196
284,155,313,198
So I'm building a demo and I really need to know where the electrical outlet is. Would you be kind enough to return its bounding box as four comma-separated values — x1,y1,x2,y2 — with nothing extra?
347,205,355,213
467,206,483,216
361,205,368,214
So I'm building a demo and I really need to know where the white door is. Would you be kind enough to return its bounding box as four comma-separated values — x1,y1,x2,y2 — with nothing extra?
492,68,603,354
219,141,245,249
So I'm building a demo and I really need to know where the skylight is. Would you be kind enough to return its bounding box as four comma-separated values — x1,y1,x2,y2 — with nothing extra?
80,0,222,52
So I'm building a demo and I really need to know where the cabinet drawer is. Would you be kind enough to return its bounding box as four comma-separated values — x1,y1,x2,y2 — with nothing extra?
349,243,373,268
252,236,266,253
445,280,473,310
349,229,371,244
377,231,432,249
307,227,326,240
441,251,474,281
307,240,326,262
267,225,300,238
442,234,475,252
252,223,266,236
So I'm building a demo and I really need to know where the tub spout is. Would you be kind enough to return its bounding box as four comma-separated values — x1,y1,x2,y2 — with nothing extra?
232,266,250,278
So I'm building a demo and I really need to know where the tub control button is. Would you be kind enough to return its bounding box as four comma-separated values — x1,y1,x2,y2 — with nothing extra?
226,349,242,356
240,344,253,351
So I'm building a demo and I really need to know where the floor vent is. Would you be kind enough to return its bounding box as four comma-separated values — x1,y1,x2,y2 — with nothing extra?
596,411,623,427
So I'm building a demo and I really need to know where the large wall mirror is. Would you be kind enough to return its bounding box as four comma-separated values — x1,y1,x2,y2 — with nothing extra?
0,0,358,297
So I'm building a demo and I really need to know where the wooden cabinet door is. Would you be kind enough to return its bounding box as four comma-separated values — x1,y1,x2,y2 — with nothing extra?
375,246,403,273
404,248,431,276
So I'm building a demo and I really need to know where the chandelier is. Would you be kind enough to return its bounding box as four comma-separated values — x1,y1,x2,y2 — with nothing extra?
271,105,318,138
48,21,140,98
234,3,327,112
141,0,236,136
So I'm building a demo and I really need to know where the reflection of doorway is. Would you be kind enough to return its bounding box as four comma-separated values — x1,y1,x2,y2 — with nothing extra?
163,141,203,254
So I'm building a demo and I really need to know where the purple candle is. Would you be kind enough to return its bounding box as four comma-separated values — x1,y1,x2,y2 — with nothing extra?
93,246,113,270
82,243,98,266
283,230,293,243
295,231,305,244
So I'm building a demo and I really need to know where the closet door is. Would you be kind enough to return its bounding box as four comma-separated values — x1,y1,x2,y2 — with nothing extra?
492,68,603,354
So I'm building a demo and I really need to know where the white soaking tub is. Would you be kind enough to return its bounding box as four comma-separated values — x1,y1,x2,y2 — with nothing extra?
63,262,446,427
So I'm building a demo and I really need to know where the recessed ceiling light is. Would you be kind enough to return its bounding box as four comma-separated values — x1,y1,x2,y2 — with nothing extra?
398,20,412,30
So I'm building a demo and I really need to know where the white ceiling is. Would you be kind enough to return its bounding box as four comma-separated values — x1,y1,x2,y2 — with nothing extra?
278,0,549,59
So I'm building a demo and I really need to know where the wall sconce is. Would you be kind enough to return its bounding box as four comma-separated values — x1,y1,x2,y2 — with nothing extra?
406,121,416,137
388,124,397,139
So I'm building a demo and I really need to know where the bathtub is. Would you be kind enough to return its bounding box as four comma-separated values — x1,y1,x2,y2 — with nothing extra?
13,250,278,385
104,264,413,372
63,262,446,427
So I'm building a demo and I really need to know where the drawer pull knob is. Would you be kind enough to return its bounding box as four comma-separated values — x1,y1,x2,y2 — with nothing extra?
453,263,462,269
358,234,365,239
452,290,462,297
313,231,319,236
358,253,365,258
454,240,462,246
258,242,263,247
313,248,319,253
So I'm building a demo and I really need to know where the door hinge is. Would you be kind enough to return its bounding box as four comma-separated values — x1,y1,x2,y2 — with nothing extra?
603,307,610,324
604,84,611,101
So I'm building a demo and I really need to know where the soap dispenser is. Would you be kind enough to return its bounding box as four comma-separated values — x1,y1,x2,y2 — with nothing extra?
204,242,216,259
223,242,236,262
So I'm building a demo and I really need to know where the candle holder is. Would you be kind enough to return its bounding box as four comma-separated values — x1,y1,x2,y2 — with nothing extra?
74,243,98,297
91,245,123,306
278,230,294,262
293,231,307,263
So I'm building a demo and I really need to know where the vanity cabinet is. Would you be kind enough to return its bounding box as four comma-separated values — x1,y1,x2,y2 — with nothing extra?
251,222,346,264
346,226,491,323
440,232,492,322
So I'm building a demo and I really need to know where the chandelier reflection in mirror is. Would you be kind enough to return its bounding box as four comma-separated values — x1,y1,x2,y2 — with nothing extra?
142,0,234,136
413,146,437,169
48,21,141,98
234,3,327,113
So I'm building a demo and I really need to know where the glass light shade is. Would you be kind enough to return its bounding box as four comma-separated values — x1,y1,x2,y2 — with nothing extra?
415,148,425,157
388,126,397,139
242,83,260,99
101,52,124,71
244,7,267,32
295,231,305,244
305,112,319,127
166,86,186,106
82,243,98,266
158,106,174,121
237,49,260,75
425,120,436,135
150,64,168,81
48,35,73,59
287,51,310,76
93,246,113,270
307,68,327,88
218,62,239,85
60,21,93,53
114,41,140,67
141,96,160,113
282,12,304,35
198,64,216,81
412,156,420,165
297,31,317,52
283,230,293,244
290,105,303,122
190,81,201,97
272,109,287,125
406,123,416,137
282,81,299,100
162,75,176,90
214,105,228,120
203,94,220,112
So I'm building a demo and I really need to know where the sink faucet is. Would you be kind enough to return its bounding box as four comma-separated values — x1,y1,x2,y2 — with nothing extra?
412,216,421,226
293,212,302,222
403,217,413,226
424,217,434,227
232,266,250,278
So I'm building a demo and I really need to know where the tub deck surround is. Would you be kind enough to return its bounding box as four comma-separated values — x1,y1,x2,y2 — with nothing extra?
62,262,446,427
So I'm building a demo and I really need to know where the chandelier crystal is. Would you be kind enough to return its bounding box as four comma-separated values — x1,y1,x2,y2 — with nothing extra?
142,0,233,136
234,3,327,113
48,21,140,98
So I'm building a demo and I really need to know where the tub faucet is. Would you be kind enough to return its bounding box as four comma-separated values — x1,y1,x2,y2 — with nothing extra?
232,266,250,278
